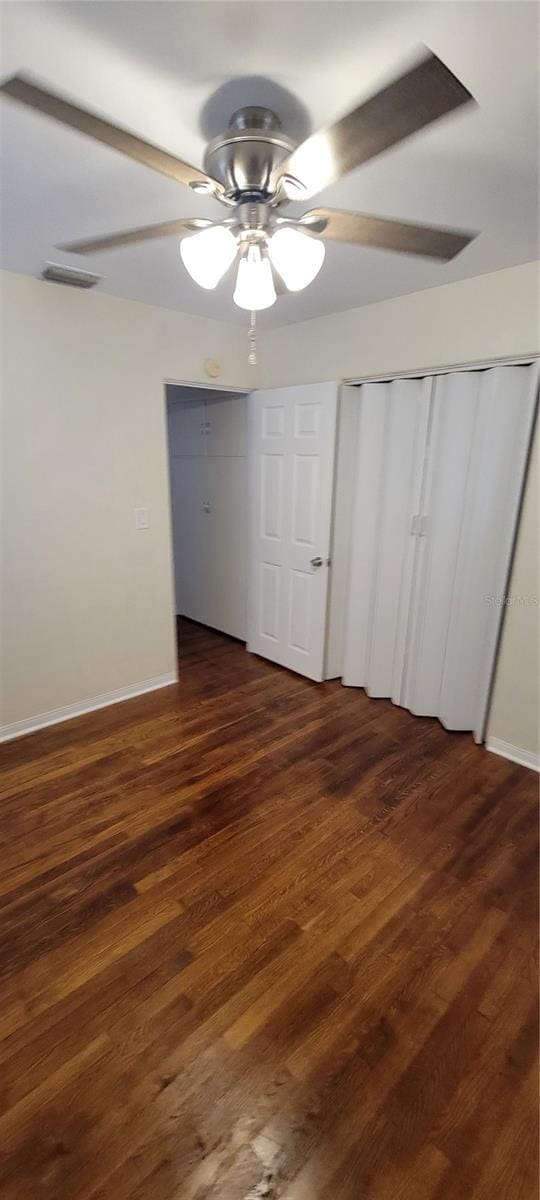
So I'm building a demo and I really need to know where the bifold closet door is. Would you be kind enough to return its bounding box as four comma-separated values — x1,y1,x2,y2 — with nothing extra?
343,362,538,739
403,364,538,738
342,377,432,697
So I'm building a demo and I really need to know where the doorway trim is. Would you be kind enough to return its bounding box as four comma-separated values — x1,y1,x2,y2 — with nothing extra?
344,352,539,387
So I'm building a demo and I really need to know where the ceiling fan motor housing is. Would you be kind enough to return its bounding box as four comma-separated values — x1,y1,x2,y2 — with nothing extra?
203,106,295,200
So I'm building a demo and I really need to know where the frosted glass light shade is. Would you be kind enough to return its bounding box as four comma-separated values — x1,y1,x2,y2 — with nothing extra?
180,225,237,289
268,227,325,291
233,245,276,311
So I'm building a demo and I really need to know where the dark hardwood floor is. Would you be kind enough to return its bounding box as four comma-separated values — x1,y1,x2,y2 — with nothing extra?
0,618,538,1199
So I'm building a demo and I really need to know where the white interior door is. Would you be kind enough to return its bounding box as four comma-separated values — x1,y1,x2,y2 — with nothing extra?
247,383,338,681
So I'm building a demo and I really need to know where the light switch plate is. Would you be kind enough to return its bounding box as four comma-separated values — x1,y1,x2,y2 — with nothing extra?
134,506,150,530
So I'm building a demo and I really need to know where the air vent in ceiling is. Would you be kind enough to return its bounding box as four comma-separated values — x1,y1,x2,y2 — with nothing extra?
41,262,103,288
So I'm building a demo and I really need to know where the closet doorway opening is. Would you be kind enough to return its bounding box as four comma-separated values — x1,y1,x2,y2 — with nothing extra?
165,382,249,664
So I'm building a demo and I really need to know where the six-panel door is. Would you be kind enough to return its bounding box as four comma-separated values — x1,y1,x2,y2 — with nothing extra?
247,383,338,681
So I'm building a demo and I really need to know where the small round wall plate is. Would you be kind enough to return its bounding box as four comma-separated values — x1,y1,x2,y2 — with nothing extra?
204,358,221,379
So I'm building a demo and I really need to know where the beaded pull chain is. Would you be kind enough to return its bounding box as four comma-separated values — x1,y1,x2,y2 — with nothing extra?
248,311,257,366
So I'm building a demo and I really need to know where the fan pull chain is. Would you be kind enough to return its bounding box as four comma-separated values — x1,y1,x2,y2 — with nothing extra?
248,311,257,366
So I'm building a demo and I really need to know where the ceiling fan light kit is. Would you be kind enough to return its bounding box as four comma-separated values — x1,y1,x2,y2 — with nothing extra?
179,223,237,289
268,227,326,292
0,49,479,350
178,204,326,309
233,243,277,311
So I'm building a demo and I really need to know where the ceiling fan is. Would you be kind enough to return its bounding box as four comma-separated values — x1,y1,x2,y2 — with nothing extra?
0,49,478,317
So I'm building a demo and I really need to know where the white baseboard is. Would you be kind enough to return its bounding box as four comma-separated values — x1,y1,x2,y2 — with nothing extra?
0,672,178,744
486,736,539,772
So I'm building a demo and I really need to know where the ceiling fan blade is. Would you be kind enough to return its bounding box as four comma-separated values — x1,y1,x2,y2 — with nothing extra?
58,217,214,256
0,74,220,193
274,50,474,199
301,207,477,260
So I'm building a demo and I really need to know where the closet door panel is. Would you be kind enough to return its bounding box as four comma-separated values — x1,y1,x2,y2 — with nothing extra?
168,394,249,640
206,395,247,456
168,399,206,457
169,457,209,620
403,371,481,716
204,457,248,640
370,381,430,699
439,364,538,736
342,378,430,696
341,388,386,686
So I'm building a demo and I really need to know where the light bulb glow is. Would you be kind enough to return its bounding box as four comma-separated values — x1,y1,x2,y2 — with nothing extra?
282,137,335,198
180,225,237,289
268,227,325,291
233,244,276,311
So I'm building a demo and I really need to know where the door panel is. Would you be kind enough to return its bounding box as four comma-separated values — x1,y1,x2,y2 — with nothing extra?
342,378,431,696
248,383,338,681
402,371,480,718
170,456,209,621
289,570,312,653
402,365,538,735
205,394,247,456
168,399,206,457
438,364,538,737
261,454,284,540
203,455,248,640
260,562,280,641
292,454,318,545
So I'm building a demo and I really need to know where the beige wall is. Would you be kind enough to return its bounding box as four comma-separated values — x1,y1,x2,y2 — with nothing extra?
259,261,539,386
2,263,538,758
260,260,540,765
487,423,539,761
0,270,253,732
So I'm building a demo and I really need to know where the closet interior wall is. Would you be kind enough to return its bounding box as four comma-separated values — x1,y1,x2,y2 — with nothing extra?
167,389,248,640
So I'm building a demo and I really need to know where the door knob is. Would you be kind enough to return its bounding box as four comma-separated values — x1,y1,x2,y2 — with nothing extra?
310,556,323,568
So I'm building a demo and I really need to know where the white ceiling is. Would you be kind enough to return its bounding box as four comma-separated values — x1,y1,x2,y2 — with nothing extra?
0,2,538,329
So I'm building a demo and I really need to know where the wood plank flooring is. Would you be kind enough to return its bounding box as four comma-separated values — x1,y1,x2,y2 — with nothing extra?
0,618,537,1199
